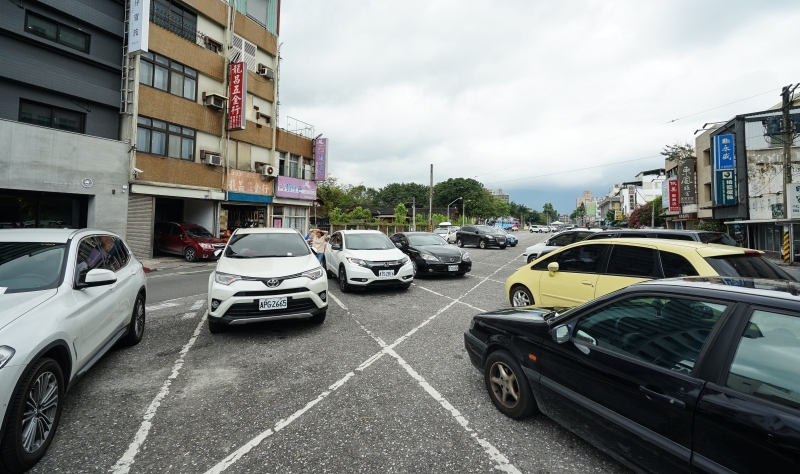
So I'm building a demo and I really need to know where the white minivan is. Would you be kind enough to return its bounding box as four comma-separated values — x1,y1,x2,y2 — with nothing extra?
324,230,414,292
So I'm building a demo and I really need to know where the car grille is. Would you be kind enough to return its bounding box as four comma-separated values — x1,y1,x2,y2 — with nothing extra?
222,297,319,318
496,237,507,244
368,264,404,276
233,288,309,297
364,259,406,277
213,243,226,250
440,256,461,263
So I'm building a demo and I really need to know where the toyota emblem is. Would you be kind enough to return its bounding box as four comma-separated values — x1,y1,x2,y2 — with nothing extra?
384,263,389,267
266,279,280,288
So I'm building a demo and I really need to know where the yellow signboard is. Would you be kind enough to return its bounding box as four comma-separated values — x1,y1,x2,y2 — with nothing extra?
614,211,623,221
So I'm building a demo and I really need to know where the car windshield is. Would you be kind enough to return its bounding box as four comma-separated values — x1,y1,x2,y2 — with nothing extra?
433,229,447,234
185,227,214,238
700,232,737,246
705,255,794,280
408,234,448,246
0,242,66,293
225,233,310,258
345,233,396,250
476,225,496,232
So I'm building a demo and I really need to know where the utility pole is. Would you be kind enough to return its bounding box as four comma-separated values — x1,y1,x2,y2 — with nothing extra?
429,164,433,232
462,199,467,226
412,196,416,231
780,84,798,263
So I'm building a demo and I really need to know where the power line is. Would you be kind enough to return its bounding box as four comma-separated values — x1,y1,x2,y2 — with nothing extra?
474,87,780,179
484,154,663,185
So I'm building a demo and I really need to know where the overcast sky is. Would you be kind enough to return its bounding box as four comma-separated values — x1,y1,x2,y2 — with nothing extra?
277,0,800,214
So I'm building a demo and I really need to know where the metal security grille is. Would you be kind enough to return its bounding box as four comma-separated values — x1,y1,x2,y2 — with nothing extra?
230,34,257,72
125,195,155,259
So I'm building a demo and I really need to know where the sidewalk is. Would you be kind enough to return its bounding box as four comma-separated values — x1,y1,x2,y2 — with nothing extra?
764,256,800,280
137,256,217,273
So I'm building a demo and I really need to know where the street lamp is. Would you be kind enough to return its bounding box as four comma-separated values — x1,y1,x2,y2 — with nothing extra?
462,199,470,226
447,197,462,222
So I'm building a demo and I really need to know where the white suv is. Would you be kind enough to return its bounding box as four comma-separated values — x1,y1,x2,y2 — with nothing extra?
324,230,413,292
0,229,147,472
207,228,328,333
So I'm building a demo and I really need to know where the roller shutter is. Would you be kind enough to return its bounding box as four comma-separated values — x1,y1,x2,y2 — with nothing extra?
126,195,154,259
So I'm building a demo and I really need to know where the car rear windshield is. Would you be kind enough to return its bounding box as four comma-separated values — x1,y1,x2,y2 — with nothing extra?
704,255,794,280
0,242,66,293
346,233,396,250
185,226,213,238
699,232,737,246
225,233,310,258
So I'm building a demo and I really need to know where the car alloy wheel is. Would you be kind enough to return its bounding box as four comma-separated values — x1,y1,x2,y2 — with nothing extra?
412,260,417,276
184,247,198,262
511,286,533,307
479,240,487,249
122,293,146,346
527,255,536,264
488,361,520,410
339,266,350,293
457,238,464,248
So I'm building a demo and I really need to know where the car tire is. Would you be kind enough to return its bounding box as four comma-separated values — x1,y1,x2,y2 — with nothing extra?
0,358,64,473
455,272,467,277
323,257,334,278
400,283,412,290
338,265,351,293
510,285,534,307
479,240,487,249
411,260,418,277
184,247,198,262
309,312,326,324
499,245,507,249
527,255,537,264
208,320,227,334
120,292,145,346
484,350,537,419
456,238,464,248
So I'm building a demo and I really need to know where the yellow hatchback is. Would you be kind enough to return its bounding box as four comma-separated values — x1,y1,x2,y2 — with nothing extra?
506,238,794,308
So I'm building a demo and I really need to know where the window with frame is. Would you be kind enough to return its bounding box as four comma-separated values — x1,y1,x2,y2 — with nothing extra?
726,309,800,410
605,245,661,278
19,100,85,133
151,0,196,43
25,12,90,53
548,233,574,246
573,295,728,375
554,244,605,273
289,155,300,178
136,116,195,160
139,52,197,101
75,236,107,284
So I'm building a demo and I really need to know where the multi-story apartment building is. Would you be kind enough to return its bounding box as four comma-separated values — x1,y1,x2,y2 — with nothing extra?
122,0,319,258
0,0,129,234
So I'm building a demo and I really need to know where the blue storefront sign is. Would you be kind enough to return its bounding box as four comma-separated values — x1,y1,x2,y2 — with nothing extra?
715,169,736,205
713,134,735,170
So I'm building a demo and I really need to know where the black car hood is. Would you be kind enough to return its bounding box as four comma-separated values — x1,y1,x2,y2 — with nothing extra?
413,244,463,258
476,307,551,324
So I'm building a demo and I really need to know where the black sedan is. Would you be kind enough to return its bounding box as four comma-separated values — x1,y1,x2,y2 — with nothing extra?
390,232,471,276
464,277,800,474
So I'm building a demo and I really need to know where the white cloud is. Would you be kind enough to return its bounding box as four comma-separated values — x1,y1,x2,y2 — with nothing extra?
277,0,800,210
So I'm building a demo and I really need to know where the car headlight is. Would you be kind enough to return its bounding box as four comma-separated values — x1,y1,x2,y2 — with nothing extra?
486,235,495,240
0,346,15,369
347,257,368,267
199,243,213,249
214,272,242,285
400,256,409,265
461,252,470,261
421,253,439,262
301,267,324,280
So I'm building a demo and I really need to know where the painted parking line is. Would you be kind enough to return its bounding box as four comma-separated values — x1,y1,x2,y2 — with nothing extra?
111,311,209,474
147,269,213,279
145,294,205,312
416,285,487,313
202,253,524,473
190,299,205,311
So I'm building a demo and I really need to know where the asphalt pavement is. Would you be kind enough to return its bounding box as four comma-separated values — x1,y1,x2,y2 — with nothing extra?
32,231,631,474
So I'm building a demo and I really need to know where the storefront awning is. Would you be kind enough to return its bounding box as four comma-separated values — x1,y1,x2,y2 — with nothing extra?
722,219,800,225
131,183,224,201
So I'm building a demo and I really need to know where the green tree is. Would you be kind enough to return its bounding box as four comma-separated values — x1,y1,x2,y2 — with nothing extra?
606,209,616,222
542,203,558,223
329,207,349,224
317,177,354,217
376,182,430,209
661,141,695,162
394,203,408,223
348,206,373,222
628,196,665,228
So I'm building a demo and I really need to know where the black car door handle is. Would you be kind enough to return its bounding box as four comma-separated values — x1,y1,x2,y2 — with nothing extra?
639,385,686,409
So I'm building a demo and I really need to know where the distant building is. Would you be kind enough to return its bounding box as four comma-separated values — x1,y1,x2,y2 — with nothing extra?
576,190,593,209
487,188,510,203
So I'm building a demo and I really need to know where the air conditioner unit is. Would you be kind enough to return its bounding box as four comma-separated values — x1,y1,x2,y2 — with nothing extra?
261,164,278,177
201,150,222,166
257,64,275,80
202,93,226,110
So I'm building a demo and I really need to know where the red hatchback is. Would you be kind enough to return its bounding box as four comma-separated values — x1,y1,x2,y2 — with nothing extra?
154,222,226,262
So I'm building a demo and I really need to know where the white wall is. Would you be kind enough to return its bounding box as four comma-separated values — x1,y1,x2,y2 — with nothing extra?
196,14,226,48
184,199,216,232
198,72,225,99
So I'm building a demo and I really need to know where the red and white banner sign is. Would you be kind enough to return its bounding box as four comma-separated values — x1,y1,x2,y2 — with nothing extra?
228,62,247,131
668,178,680,212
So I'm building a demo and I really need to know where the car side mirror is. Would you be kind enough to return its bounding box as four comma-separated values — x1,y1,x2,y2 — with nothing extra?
475,230,479,234
548,262,559,276
331,244,341,251
180,234,185,240
553,325,570,344
80,269,117,288
394,242,403,248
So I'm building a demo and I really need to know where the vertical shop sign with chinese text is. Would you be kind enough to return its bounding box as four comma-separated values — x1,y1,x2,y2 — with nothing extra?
668,179,680,211
228,62,247,131
627,185,636,209
713,134,735,170
314,138,328,181
787,184,800,219
129,0,150,53
678,158,696,204
715,170,736,205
